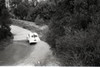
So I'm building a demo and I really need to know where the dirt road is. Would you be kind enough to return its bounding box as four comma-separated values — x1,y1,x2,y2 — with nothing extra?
0,25,59,66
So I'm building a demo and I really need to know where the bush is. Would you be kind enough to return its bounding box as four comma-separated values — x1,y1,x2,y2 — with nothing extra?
56,25,100,65
46,0,100,66
0,0,12,41
46,23,100,66
35,15,45,25
13,2,29,20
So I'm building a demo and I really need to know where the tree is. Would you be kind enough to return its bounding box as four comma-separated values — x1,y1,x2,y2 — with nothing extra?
46,0,100,65
0,0,12,40
13,2,29,19
10,0,22,8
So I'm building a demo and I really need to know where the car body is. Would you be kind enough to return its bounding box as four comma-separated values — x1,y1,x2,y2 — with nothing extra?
27,32,40,45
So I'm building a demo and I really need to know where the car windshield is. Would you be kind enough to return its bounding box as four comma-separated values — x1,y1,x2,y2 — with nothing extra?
31,35,37,37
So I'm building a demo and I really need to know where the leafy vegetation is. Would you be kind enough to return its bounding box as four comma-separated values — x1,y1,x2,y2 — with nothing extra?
8,0,100,65
46,0,100,66
0,0,12,41
9,0,56,25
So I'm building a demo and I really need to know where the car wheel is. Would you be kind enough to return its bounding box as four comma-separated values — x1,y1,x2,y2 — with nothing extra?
30,42,36,45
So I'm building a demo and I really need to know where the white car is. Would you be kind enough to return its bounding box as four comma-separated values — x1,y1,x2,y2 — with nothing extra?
27,32,40,45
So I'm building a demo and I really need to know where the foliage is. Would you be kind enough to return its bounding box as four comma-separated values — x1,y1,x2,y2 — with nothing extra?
13,2,29,19
34,15,45,25
8,0,100,65
54,24,100,65
9,0,56,25
6,0,100,65
46,0,100,66
9,0,30,20
0,0,12,41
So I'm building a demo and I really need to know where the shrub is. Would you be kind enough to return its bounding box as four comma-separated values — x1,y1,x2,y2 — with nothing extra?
35,15,45,25
13,2,29,20
46,0,100,66
0,0,12,41
46,24,100,66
